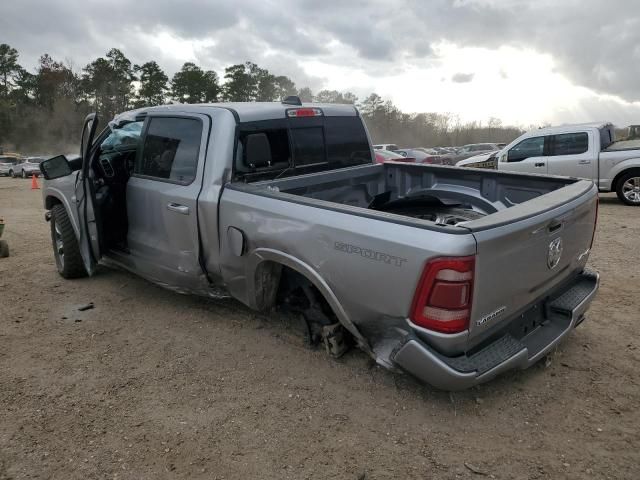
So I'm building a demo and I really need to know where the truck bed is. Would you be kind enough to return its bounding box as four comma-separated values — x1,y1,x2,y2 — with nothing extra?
236,162,591,231
604,139,640,152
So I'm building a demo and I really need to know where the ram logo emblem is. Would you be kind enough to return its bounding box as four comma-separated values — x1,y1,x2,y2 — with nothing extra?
547,237,563,270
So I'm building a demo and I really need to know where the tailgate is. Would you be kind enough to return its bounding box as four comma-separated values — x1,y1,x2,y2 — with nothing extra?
465,181,598,344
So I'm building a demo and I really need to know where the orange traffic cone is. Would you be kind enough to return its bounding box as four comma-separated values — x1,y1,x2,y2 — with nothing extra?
31,173,40,190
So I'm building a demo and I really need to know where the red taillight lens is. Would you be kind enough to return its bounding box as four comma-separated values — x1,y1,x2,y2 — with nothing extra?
422,156,441,164
410,256,475,333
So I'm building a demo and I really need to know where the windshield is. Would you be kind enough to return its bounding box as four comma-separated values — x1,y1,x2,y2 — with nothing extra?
102,121,143,150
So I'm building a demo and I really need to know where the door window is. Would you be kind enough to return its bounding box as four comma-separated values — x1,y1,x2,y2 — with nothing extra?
550,132,588,156
507,136,545,162
136,117,202,184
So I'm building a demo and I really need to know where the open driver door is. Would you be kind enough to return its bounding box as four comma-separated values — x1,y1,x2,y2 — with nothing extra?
75,112,102,275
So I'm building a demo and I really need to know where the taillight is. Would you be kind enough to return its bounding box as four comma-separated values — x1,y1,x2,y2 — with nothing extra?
410,256,475,333
422,156,441,164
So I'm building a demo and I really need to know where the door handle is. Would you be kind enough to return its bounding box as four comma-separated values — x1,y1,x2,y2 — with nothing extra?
578,160,591,165
535,162,545,167
167,202,190,215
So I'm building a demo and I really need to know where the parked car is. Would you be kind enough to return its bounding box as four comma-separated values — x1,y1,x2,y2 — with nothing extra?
395,148,443,164
39,100,599,390
0,156,20,176
373,144,399,151
14,156,46,178
431,147,454,155
460,123,640,206
374,149,415,163
447,143,502,164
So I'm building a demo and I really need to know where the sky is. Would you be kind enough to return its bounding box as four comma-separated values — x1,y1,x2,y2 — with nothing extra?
1,0,640,127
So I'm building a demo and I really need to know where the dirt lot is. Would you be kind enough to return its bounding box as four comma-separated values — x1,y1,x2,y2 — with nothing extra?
0,176,638,480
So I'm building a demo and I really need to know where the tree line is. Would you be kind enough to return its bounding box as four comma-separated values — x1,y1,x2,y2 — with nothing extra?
0,43,523,154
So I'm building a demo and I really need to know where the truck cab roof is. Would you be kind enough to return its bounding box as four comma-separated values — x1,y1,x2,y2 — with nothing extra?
113,102,359,125
533,122,612,135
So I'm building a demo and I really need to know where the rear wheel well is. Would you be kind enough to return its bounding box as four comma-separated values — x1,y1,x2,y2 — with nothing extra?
256,262,351,354
255,262,337,320
274,266,338,321
612,168,640,192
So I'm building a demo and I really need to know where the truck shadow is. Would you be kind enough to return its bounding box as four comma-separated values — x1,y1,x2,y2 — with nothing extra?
598,196,623,205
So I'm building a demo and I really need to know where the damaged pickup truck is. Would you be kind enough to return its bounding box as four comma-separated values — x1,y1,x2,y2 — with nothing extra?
39,99,599,390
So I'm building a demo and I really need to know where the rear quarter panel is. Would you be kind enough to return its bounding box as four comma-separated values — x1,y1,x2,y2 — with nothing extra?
218,187,477,363
598,151,640,191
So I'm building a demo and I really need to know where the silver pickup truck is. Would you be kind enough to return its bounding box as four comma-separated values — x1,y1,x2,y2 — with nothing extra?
458,122,640,206
39,100,599,390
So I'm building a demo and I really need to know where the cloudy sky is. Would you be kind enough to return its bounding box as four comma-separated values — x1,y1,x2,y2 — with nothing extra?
1,0,639,126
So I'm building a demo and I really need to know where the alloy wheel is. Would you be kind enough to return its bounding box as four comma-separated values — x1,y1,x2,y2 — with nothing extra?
622,177,640,204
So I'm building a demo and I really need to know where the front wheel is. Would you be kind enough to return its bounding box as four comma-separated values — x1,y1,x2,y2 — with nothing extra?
50,204,88,278
8,170,14,178
21,170,26,178
616,172,640,206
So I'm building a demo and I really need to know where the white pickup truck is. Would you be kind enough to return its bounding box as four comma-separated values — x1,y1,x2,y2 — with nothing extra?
457,122,640,205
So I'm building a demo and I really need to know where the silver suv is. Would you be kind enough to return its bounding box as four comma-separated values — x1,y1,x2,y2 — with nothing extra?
13,157,45,178
0,156,20,176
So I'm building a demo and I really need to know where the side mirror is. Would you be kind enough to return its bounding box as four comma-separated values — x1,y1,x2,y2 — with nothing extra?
40,155,72,180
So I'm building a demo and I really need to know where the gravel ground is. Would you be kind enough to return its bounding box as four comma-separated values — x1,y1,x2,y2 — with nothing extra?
0,176,638,480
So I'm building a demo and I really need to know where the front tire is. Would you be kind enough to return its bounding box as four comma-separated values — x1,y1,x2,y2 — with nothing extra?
50,204,87,278
616,172,640,206
21,169,26,178
9,169,14,178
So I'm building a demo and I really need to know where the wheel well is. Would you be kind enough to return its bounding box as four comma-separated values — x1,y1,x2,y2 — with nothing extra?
276,266,336,318
254,261,339,323
612,168,640,192
45,196,63,210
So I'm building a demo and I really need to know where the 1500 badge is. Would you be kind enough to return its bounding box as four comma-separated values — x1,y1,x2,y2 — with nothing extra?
334,242,407,267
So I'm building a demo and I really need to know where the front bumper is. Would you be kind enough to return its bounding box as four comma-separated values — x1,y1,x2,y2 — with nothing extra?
392,270,599,391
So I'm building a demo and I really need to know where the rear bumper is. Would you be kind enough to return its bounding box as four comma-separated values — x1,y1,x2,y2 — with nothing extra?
392,270,599,391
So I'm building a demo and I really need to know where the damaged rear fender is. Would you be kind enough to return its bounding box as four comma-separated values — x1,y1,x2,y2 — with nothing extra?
246,248,372,355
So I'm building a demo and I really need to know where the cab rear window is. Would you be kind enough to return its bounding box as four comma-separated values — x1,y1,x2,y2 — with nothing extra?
235,115,372,181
